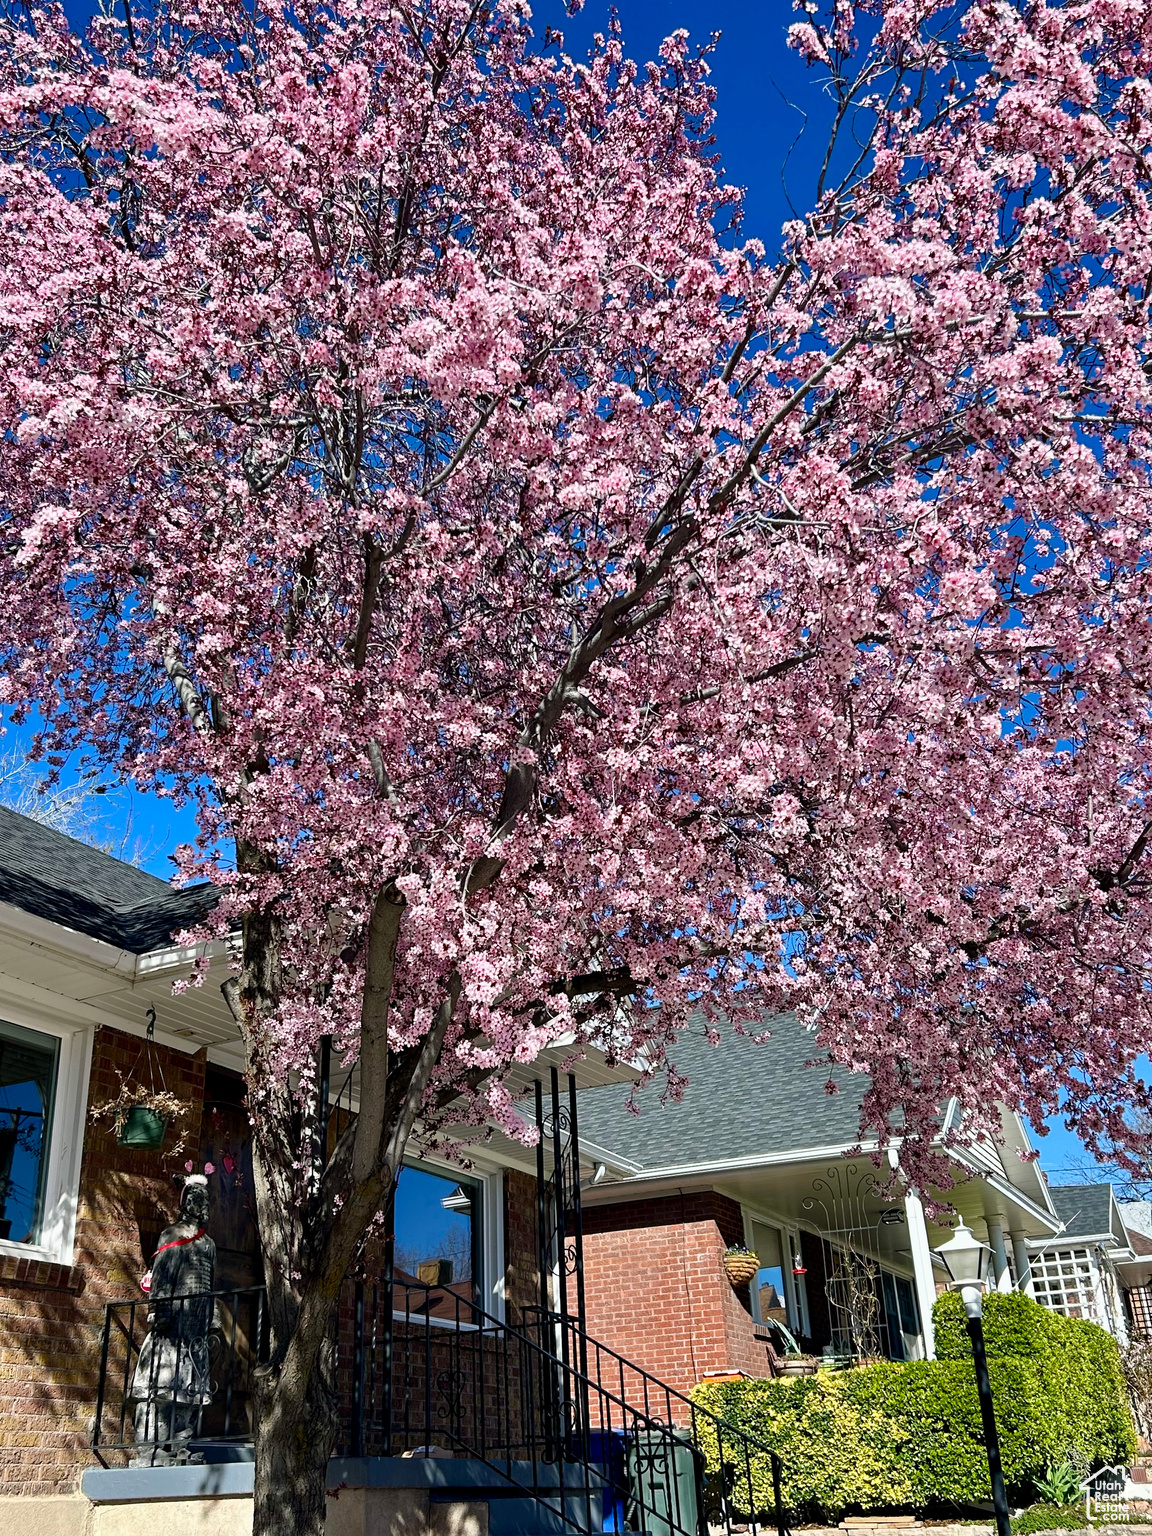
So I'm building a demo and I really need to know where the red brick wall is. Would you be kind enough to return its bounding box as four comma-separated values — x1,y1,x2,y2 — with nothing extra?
581,1191,770,1400
0,1036,545,1494
0,1025,207,1497
503,1168,539,1324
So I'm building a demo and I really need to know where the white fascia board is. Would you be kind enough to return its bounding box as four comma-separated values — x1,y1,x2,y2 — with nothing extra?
579,1137,884,1194
0,899,139,976
950,1148,1061,1231
939,1099,1057,1217
1027,1229,1117,1248
133,934,233,979
0,898,229,983
1001,1108,1057,1215
576,1135,645,1177
578,1128,954,1194
583,1140,1061,1232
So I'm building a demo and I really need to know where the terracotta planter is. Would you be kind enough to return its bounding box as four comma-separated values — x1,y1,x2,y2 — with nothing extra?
723,1252,761,1287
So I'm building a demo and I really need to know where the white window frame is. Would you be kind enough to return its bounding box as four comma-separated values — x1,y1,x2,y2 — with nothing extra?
741,1206,803,1336
0,1002,93,1267
397,1151,506,1324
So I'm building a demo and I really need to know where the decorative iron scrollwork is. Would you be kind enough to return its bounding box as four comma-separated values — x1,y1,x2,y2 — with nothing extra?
434,1366,465,1424
801,1161,905,1362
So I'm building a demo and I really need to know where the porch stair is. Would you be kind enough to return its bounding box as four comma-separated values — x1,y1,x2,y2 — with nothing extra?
92,1282,789,1536
333,1457,606,1536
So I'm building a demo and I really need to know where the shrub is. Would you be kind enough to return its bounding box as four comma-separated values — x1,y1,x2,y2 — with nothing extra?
933,1289,1064,1360
1120,1338,1152,1437
933,1291,1135,1470
1010,1503,1088,1536
690,1294,1134,1522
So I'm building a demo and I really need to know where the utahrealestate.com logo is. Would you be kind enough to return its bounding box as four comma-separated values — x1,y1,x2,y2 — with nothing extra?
1081,1467,1131,1525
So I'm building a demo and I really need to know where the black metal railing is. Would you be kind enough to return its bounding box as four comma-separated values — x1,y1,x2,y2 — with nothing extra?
93,1277,789,1536
525,1305,789,1533
92,1285,267,1465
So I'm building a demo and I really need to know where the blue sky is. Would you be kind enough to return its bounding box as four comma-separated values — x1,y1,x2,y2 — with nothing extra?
5,0,1110,1185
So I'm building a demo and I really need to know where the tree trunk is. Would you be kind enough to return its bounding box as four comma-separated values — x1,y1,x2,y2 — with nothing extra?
225,852,452,1536
252,1353,340,1536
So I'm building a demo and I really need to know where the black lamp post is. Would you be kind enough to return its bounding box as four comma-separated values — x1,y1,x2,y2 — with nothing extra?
936,1223,1012,1536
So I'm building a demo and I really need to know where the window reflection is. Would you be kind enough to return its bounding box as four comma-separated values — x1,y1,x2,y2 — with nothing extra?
0,1020,59,1247
750,1220,790,1326
392,1163,482,1322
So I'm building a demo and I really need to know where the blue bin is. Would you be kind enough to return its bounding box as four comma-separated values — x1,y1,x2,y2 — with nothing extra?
586,1429,628,1532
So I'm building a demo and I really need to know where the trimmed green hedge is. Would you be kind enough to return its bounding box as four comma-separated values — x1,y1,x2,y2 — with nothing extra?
933,1289,1136,1461
689,1294,1134,1521
934,1288,1083,1359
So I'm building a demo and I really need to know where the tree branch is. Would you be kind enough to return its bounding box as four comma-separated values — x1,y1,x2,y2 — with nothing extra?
352,882,406,1185
162,643,213,735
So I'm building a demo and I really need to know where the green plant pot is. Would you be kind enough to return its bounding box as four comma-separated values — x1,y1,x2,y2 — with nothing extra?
118,1106,168,1148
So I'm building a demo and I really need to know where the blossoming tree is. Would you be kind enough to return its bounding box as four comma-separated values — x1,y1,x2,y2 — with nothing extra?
4,0,1152,1527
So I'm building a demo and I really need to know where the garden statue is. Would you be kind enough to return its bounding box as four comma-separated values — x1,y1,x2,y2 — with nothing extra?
131,1173,217,1465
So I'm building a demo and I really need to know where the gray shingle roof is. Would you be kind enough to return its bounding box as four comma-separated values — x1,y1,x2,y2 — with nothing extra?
0,805,216,953
1047,1183,1119,1241
575,1015,870,1170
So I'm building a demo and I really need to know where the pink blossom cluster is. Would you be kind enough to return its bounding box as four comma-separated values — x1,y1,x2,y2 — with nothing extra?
2,0,1152,1188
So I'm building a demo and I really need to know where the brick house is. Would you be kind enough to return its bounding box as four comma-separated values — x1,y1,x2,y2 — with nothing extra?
0,807,626,1533
573,1021,1063,1396
1,802,1104,1536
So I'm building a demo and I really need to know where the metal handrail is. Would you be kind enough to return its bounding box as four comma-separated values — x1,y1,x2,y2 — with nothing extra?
524,1305,791,1532
343,1282,789,1536
525,1304,788,1461
92,1284,267,1467
92,1277,789,1536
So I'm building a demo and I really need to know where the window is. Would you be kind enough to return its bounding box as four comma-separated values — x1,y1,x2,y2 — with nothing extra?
1031,1246,1100,1321
0,1009,92,1265
393,1161,485,1321
749,1220,790,1327
0,1018,59,1246
881,1271,922,1360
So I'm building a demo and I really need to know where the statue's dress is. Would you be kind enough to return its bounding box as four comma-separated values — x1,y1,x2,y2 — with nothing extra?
131,1220,217,1410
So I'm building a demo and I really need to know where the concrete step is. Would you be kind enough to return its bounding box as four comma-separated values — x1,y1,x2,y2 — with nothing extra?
476,1493,603,1536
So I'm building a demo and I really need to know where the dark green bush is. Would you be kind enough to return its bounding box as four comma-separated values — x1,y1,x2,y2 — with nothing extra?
1010,1503,1087,1536
933,1290,1135,1467
934,1289,1065,1360
689,1293,1134,1522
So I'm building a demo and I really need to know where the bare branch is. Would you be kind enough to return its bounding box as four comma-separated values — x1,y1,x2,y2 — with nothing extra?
162,643,213,735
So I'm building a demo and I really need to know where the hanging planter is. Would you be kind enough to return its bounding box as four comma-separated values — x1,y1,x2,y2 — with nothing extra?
723,1246,761,1288
91,1080,192,1150
118,1104,170,1148
89,1009,194,1157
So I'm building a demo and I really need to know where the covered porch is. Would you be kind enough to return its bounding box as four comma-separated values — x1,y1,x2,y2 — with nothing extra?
578,1134,1060,1385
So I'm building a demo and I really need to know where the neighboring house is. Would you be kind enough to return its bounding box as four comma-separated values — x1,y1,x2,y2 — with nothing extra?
1022,1183,1139,1341
0,807,633,1533
574,1019,1062,1397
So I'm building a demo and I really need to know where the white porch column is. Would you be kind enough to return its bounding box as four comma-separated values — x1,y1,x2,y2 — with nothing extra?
904,1192,938,1359
986,1217,1012,1292
1010,1229,1034,1297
